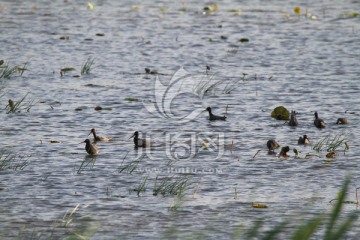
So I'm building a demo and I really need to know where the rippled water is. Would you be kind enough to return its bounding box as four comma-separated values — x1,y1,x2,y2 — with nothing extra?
1,1,360,239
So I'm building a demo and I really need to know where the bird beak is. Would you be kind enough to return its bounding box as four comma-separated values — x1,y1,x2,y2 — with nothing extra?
129,133,135,140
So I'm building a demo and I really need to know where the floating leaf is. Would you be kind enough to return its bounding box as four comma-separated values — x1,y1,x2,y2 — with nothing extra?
61,67,76,72
125,97,139,102
50,140,60,143
271,106,290,120
294,7,301,15
239,38,249,43
59,36,69,40
132,5,142,11
227,9,241,14
340,12,359,18
252,203,268,208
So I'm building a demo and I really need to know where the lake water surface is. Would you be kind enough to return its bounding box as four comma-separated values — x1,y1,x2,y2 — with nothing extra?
1,1,360,239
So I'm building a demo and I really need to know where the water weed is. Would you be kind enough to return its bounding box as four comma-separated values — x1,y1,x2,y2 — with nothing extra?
313,134,347,153
153,175,190,197
81,57,95,75
131,175,149,196
0,151,31,171
6,92,37,114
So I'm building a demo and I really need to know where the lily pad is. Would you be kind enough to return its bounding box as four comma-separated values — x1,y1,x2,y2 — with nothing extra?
239,38,249,42
125,97,139,102
94,106,112,111
61,67,76,72
271,106,290,120
252,203,268,208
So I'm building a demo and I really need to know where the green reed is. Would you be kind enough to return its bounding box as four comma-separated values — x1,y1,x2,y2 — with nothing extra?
118,152,143,174
153,175,190,197
313,134,347,152
131,175,149,196
81,57,95,75
0,61,28,79
0,151,31,171
193,72,221,96
6,92,37,114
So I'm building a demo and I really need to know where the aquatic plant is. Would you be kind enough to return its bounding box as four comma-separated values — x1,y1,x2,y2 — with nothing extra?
223,73,247,94
81,57,95,75
271,106,290,120
153,175,190,197
313,134,347,153
118,153,143,174
6,92,37,114
77,156,97,174
169,197,185,212
131,175,148,196
0,151,30,171
60,67,76,76
193,72,221,96
0,61,28,79
124,97,139,102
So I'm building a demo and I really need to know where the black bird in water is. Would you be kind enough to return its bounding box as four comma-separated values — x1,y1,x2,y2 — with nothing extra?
267,139,280,152
206,107,226,121
298,135,310,145
336,117,348,125
289,110,298,126
314,112,325,128
83,139,99,155
129,131,153,148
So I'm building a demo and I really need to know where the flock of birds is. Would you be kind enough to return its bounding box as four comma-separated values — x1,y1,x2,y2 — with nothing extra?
82,107,348,156
267,110,348,155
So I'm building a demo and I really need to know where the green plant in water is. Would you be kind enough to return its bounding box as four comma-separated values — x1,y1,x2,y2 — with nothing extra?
168,197,185,212
0,62,18,79
81,57,95,75
132,175,148,196
0,151,31,171
6,92,37,114
223,73,247,94
76,156,97,174
193,72,221,96
0,61,28,79
313,134,347,153
244,177,356,240
153,175,190,197
118,152,143,174
271,106,290,120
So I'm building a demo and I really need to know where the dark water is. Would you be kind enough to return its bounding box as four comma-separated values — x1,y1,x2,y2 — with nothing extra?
1,1,360,239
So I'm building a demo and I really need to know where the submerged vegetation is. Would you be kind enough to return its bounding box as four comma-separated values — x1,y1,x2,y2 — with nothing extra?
0,60,28,79
0,151,31,171
313,134,348,153
5,92,37,114
81,57,95,75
